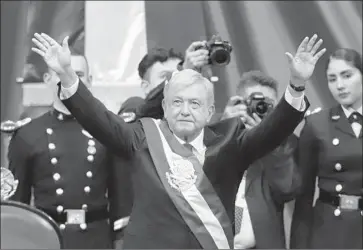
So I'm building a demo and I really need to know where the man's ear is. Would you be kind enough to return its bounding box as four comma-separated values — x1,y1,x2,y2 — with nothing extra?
207,105,215,122
162,98,167,117
141,80,150,91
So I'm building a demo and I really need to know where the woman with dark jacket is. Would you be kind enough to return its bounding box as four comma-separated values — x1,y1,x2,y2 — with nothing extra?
290,48,362,249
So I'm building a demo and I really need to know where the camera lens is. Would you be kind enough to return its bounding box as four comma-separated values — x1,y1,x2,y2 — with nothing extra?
210,48,230,66
255,101,268,115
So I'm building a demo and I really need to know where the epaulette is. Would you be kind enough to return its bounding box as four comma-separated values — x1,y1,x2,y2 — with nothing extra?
0,117,32,134
304,107,322,118
120,112,136,123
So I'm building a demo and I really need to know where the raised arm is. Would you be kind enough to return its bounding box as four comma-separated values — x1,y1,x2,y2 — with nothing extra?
236,34,325,165
31,33,143,157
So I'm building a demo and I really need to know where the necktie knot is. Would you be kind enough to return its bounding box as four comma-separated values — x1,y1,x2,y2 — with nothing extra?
348,112,362,125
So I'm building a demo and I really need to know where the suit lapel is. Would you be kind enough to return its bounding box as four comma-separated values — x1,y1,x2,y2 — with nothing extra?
331,106,356,138
203,127,224,158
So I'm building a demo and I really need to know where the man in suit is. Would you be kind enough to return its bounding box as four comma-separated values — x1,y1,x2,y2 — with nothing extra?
221,70,300,249
31,33,325,249
110,43,210,248
6,49,116,248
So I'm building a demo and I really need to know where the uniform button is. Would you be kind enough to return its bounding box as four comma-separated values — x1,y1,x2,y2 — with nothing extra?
87,155,94,162
56,188,64,195
88,140,95,146
48,143,56,150
361,211,363,216
46,128,53,135
332,138,339,146
334,208,341,216
84,186,91,193
82,204,88,210
53,173,61,181
80,223,87,230
57,114,64,120
59,224,66,230
86,171,93,178
51,157,58,165
56,205,64,213
87,146,97,155
335,184,343,192
335,163,342,171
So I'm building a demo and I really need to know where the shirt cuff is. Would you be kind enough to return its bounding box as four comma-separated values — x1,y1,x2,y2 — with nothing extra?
59,78,79,100
284,87,306,111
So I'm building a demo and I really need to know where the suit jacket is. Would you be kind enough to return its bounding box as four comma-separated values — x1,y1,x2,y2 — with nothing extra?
62,81,308,249
245,134,300,249
290,105,362,249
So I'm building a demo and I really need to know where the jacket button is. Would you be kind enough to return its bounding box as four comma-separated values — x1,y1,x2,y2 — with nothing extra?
82,204,88,210
86,171,93,178
53,173,61,181
84,186,91,193
48,143,56,150
59,224,66,230
80,223,87,230
335,163,342,171
334,208,341,216
87,155,94,162
56,205,63,213
56,188,64,195
46,128,53,135
51,158,58,165
332,138,339,145
335,184,343,192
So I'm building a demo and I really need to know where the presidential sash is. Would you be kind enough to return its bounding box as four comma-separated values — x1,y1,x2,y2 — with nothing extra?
141,118,233,249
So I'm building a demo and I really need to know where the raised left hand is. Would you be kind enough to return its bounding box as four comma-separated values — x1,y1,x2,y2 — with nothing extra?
285,34,326,81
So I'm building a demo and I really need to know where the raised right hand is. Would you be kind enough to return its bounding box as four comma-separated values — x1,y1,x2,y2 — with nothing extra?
31,33,71,75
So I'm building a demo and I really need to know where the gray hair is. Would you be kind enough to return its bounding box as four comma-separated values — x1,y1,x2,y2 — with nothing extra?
163,69,215,106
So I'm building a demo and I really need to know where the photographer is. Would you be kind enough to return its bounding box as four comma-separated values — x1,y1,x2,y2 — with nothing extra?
221,70,301,249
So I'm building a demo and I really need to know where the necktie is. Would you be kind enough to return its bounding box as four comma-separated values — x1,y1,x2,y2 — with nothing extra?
348,112,362,137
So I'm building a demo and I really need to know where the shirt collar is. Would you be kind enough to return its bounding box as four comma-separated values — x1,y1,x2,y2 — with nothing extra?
174,129,206,154
341,105,363,118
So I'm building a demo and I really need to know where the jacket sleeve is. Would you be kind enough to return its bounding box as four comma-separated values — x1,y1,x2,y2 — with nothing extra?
290,117,318,249
61,80,144,157
235,95,309,170
263,134,301,203
7,131,32,204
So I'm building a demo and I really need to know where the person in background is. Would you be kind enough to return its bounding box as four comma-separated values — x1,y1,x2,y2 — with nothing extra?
290,48,362,249
7,49,115,249
111,42,210,248
221,70,300,249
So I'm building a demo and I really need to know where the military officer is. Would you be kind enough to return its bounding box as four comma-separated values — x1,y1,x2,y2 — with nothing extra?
6,51,114,248
290,48,362,249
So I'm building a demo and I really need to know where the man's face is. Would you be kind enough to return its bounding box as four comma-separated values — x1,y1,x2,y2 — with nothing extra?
162,81,214,140
240,84,278,106
44,55,91,91
141,58,181,95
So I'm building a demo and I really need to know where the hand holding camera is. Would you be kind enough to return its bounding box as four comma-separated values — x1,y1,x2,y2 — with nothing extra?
182,41,210,72
222,92,274,129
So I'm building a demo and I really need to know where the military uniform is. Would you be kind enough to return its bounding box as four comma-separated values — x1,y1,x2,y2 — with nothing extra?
7,108,114,249
290,105,362,249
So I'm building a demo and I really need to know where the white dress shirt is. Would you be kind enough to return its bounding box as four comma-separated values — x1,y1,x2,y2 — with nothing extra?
61,78,306,249
341,105,362,138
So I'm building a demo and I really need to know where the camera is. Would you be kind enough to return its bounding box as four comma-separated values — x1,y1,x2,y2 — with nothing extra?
244,92,274,119
196,35,232,66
